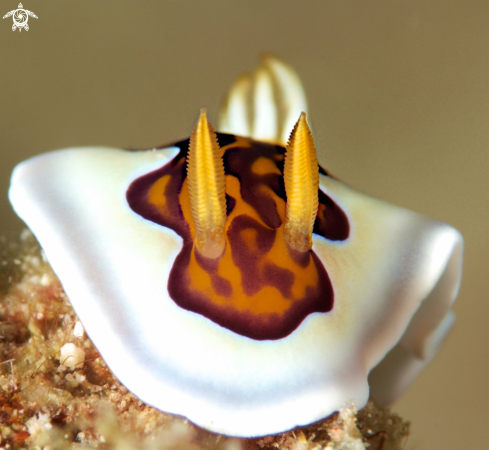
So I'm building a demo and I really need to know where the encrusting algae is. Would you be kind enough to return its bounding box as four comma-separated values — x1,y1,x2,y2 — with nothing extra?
0,231,410,450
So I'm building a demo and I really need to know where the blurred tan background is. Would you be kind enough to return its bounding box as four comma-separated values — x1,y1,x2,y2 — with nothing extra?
0,1,487,448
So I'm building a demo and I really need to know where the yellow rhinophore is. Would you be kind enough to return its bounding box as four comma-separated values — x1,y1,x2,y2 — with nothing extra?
283,112,319,252
187,109,227,258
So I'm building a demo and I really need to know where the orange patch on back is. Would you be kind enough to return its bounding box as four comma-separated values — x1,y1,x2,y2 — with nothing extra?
126,134,349,339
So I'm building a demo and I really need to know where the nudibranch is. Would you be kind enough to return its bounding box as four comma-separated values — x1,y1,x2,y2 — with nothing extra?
8,56,463,438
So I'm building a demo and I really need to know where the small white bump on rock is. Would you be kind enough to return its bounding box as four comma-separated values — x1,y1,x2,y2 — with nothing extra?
59,343,85,370
25,412,52,437
40,273,51,286
73,321,84,338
